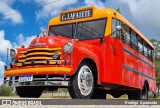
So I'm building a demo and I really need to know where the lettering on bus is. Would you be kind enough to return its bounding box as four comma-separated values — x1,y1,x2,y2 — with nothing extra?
60,9,92,21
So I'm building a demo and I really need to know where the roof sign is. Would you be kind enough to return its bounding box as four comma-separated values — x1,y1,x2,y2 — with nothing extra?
60,9,93,21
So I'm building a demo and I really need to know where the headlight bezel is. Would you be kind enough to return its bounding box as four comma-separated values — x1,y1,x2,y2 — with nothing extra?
10,49,17,58
63,42,73,53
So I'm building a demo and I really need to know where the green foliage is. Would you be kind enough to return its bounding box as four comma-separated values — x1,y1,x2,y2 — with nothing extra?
116,8,121,13
0,85,14,96
150,39,160,84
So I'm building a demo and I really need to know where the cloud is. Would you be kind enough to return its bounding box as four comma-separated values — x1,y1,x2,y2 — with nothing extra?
84,0,107,8
0,30,12,55
0,30,35,56
0,1,23,24
13,34,35,48
40,26,47,31
0,60,5,80
121,0,160,27
35,0,78,20
117,0,160,39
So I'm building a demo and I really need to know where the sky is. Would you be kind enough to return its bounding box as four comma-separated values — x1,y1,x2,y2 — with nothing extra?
0,0,160,82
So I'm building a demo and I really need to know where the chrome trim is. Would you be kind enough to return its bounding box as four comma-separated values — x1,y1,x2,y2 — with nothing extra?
14,81,69,86
123,65,155,80
11,77,70,82
12,60,70,66
10,48,17,58
123,48,155,68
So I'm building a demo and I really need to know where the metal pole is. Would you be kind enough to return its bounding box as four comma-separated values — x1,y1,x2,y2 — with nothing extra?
6,48,9,68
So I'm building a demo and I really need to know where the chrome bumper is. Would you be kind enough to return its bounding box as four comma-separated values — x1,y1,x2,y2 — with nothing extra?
4,75,71,87
14,81,70,86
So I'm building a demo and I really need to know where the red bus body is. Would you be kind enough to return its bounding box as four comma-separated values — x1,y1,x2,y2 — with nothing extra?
4,6,156,99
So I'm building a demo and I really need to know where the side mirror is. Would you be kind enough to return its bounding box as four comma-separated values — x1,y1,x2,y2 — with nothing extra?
116,25,123,31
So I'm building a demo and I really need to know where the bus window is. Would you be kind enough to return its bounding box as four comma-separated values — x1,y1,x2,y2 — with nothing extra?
131,30,137,49
112,19,122,39
143,42,148,57
76,19,106,40
123,24,130,45
138,36,143,53
112,19,116,37
49,23,75,39
152,49,155,61
148,46,152,60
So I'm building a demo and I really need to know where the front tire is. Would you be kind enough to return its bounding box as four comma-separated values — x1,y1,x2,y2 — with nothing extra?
16,86,43,98
68,62,94,99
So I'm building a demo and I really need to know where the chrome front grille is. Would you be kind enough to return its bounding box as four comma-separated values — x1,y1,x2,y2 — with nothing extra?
17,48,62,66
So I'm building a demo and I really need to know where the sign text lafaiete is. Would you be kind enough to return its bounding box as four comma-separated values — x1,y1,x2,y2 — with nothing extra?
61,9,92,21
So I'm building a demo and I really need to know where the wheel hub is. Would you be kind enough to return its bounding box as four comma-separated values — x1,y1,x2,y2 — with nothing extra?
78,65,93,96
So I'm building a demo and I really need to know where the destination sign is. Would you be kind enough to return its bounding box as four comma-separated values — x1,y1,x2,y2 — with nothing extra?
60,9,92,21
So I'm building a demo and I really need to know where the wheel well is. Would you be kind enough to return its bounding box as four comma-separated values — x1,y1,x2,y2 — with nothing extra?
144,80,149,90
81,58,98,85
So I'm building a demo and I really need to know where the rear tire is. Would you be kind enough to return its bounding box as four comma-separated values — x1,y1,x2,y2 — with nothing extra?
140,85,148,100
16,86,43,98
68,62,94,99
128,85,148,100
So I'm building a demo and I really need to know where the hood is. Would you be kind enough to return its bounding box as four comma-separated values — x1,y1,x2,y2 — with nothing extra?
29,36,72,48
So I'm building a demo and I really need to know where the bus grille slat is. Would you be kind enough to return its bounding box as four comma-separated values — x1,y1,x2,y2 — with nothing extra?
18,48,62,66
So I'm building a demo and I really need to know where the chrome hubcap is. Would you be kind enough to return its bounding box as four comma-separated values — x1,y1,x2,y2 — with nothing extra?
78,65,93,96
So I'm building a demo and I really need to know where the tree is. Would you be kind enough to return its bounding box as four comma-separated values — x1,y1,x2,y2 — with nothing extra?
150,39,160,95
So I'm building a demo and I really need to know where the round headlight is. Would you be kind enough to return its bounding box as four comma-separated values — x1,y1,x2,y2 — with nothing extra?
10,49,17,58
63,42,73,53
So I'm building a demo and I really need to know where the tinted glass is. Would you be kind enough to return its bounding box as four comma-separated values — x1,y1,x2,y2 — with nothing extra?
49,23,75,39
131,30,137,45
112,19,122,38
76,19,106,40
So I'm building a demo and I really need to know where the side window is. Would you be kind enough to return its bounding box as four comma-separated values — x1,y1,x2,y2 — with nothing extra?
122,24,130,45
138,36,143,53
112,19,122,38
152,49,154,61
143,42,148,57
131,30,137,49
117,21,122,39
148,46,152,60
112,19,116,37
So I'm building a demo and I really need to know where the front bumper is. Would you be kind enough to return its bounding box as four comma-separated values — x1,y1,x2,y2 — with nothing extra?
4,66,72,77
13,81,70,87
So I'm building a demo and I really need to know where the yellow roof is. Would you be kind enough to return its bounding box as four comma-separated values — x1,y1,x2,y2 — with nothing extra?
48,6,154,49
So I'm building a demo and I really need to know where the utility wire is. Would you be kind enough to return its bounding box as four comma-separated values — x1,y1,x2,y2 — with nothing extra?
4,12,18,17
3,0,61,17
40,0,61,6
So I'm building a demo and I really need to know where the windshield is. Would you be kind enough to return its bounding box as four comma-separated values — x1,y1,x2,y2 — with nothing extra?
49,18,107,40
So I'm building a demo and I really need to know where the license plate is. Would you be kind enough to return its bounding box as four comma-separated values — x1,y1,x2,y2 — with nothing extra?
18,75,33,82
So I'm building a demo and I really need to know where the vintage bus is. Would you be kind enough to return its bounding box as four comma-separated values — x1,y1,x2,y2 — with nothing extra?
4,6,156,99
